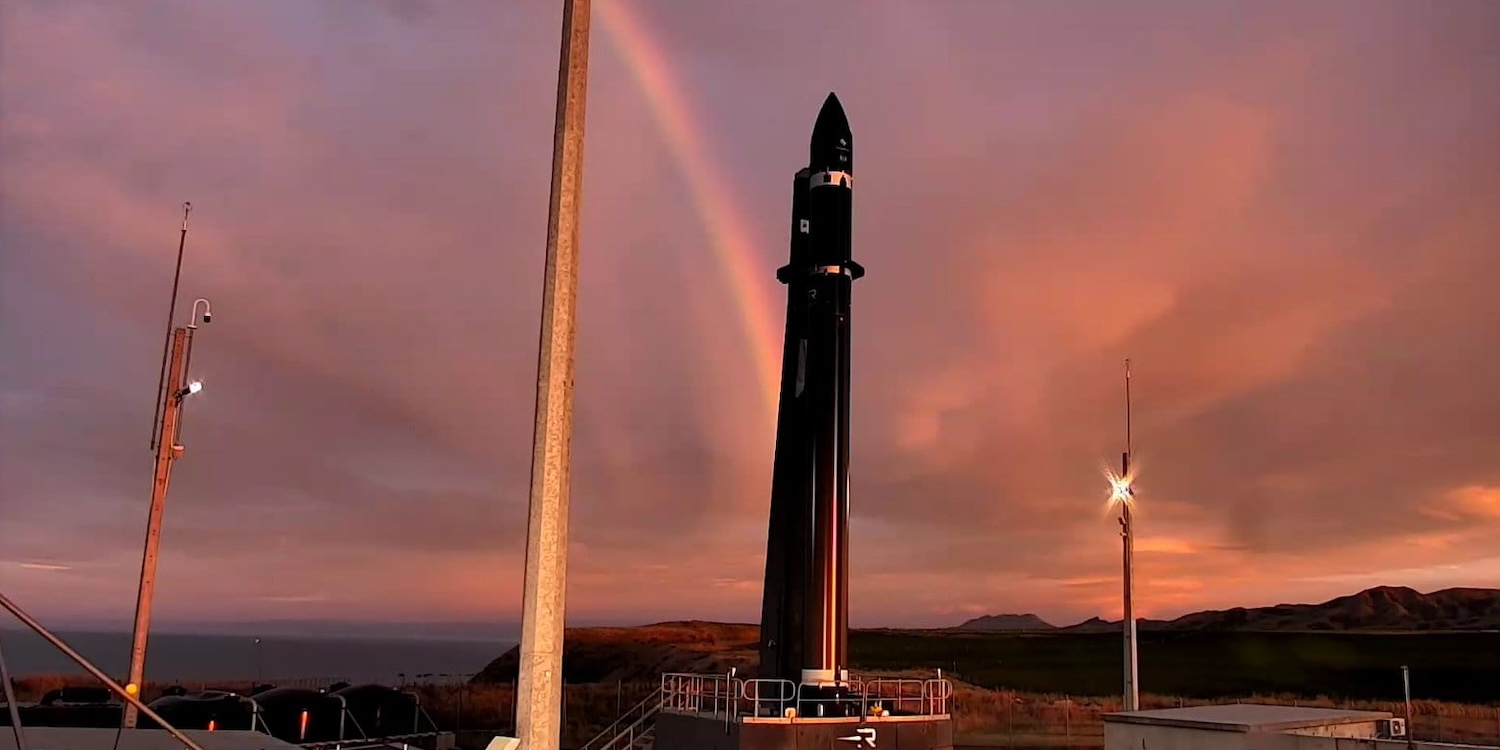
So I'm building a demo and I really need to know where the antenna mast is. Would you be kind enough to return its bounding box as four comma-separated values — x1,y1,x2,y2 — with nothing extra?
1120,356,1139,711
150,202,192,451
1124,357,1132,469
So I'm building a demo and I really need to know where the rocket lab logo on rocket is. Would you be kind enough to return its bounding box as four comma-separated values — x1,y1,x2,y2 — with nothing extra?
837,727,877,747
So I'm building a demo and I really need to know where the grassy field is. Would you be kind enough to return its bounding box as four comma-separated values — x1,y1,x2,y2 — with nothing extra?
15,675,1500,749
472,623,1500,705
11,628,1500,746
851,630,1500,703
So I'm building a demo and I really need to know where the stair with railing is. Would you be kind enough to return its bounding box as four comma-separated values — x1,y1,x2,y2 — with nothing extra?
577,685,664,750
577,672,953,750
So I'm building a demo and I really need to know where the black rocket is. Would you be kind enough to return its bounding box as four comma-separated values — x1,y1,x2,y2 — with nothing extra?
758,92,862,706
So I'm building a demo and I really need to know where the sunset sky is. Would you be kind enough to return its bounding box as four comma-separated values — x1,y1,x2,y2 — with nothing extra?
2,1,1498,633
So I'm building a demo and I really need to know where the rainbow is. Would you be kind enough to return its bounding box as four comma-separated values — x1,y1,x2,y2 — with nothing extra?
597,2,783,420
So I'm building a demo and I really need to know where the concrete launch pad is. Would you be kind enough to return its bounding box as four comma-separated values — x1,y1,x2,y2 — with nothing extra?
651,673,954,750
655,713,953,750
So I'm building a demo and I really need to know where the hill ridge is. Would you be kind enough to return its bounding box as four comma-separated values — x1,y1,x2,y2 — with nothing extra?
958,585,1500,632
469,585,1500,690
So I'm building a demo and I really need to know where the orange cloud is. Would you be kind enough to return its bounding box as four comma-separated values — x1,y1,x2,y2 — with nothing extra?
1441,485,1500,521
1134,537,1200,555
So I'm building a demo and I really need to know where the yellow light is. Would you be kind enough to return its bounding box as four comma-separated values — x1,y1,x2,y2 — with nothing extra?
125,683,139,696
1106,469,1136,506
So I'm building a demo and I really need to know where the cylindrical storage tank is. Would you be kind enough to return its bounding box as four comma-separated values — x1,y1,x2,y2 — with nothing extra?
332,684,420,739
251,687,346,743
142,691,256,732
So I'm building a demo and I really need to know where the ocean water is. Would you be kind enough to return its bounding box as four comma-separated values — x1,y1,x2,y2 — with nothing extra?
0,629,511,684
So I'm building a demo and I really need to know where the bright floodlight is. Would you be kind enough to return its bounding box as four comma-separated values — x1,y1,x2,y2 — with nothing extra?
1107,470,1135,505
187,381,203,395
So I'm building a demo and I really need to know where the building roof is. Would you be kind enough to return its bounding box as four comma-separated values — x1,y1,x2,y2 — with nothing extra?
1102,703,1394,733
0,727,303,750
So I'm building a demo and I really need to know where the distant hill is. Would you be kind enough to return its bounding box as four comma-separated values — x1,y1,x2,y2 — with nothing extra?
956,613,1055,631
1158,586,1500,632
1058,616,1121,633
466,587,1500,695
473,621,760,684
967,586,1500,633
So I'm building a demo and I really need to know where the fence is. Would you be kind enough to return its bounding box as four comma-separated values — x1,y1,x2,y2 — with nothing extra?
657,672,953,721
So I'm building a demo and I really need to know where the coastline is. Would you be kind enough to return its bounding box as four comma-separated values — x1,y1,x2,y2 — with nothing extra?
0,629,504,683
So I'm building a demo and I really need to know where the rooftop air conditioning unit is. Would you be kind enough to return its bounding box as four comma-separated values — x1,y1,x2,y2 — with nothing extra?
1377,718,1407,738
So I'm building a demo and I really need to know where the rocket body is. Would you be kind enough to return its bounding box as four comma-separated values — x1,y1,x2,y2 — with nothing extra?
759,93,862,698
757,167,813,685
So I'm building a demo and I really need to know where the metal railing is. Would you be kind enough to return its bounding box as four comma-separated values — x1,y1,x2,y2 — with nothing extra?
741,678,797,717
659,673,739,718
578,685,666,750
657,673,953,721
861,677,952,716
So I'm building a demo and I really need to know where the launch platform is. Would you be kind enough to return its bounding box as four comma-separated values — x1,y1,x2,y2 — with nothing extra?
650,673,953,750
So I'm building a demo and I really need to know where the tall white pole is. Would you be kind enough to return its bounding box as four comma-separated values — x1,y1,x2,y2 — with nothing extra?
515,2,592,749
1121,358,1139,711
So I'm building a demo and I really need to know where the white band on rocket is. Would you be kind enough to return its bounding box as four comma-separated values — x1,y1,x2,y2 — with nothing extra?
809,170,852,189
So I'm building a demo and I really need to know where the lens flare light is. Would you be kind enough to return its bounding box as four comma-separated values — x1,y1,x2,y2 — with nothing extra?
1106,468,1136,507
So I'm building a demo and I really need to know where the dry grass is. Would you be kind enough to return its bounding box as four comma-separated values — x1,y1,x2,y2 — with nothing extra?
11,675,1500,748
571,622,759,646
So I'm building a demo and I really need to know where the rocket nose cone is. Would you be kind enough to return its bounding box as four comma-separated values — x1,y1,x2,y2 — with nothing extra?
810,92,852,172
814,92,849,135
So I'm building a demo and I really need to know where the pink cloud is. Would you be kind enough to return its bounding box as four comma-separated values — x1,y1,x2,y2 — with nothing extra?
2,1,1498,629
